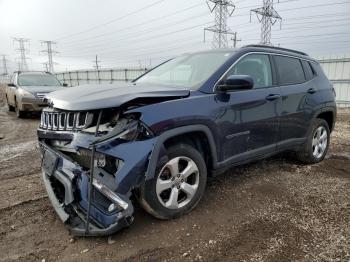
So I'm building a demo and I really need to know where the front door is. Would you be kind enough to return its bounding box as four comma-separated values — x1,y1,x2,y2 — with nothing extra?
217,53,282,163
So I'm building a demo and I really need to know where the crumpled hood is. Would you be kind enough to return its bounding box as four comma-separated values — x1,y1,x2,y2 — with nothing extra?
21,85,64,94
45,83,190,111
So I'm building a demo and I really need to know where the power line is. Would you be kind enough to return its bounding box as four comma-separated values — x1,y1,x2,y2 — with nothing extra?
61,14,350,58
61,21,212,56
60,2,205,45
40,40,59,73
56,0,167,41
204,0,236,49
60,2,350,51
61,11,210,49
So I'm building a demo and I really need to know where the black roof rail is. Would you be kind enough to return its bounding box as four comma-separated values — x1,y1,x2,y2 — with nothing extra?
243,45,309,56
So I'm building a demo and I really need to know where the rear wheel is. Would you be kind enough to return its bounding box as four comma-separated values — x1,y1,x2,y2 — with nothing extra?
139,144,207,219
296,118,330,164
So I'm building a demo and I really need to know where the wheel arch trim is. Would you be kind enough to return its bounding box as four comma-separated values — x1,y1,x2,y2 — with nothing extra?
145,125,218,180
313,105,337,132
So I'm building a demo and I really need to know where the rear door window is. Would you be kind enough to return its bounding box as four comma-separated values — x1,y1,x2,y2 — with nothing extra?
274,55,306,85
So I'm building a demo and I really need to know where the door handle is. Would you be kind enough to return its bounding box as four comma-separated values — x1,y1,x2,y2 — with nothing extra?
307,88,317,94
265,94,281,101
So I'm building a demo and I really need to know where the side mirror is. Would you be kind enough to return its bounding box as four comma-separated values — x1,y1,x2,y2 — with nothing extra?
217,75,254,92
62,83,68,87
7,83,16,87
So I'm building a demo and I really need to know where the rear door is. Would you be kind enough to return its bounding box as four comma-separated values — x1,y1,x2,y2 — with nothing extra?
272,55,313,149
217,53,282,162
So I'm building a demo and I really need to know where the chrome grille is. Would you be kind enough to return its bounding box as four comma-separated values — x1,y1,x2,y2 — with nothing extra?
40,109,93,131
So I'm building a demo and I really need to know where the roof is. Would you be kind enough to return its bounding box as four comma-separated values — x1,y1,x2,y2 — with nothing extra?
185,45,314,61
243,45,309,56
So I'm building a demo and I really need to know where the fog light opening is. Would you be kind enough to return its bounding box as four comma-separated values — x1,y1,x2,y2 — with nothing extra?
108,203,118,212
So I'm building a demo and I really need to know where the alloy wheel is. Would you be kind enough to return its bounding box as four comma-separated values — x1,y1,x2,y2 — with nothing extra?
312,126,328,159
156,156,199,209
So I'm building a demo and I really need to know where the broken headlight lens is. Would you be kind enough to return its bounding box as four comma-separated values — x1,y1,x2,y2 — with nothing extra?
116,122,139,141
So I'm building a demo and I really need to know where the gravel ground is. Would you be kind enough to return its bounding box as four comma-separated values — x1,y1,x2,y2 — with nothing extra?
0,87,349,262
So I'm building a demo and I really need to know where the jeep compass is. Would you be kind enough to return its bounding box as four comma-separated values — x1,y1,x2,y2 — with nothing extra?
37,45,336,236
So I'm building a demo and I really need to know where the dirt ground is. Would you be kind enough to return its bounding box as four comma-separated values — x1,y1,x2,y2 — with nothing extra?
0,87,349,262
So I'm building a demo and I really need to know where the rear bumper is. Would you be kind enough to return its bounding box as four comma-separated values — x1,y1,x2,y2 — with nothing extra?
40,143,134,236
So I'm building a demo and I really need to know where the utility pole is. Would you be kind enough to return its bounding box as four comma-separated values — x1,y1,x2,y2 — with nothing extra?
93,55,101,70
40,40,58,73
251,0,282,46
204,0,236,49
1,55,8,76
43,62,49,72
231,32,241,48
93,55,101,84
13,38,30,71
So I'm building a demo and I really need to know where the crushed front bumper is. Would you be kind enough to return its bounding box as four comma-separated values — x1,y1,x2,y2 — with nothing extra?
40,143,134,236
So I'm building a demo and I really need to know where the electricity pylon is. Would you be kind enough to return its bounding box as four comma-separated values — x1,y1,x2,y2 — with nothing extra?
13,38,30,71
40,40,59,73
251,0,282,46
204,0,236,49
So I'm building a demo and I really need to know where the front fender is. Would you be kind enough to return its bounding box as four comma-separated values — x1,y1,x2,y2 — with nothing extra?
145,125,218,180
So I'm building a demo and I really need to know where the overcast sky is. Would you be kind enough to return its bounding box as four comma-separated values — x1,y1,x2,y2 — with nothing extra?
1,0,350,73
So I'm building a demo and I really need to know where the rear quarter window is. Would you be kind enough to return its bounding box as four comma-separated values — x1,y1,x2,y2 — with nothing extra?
301,60,316,80
274,55,306,85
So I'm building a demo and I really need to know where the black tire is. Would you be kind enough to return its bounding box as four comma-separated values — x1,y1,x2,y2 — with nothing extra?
139,143,207,220
6,96,15,112
15,99,25,118
296,118,330,164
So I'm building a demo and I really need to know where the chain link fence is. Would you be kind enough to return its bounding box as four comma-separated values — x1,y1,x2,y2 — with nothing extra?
55,68,148,86
317,55,350,107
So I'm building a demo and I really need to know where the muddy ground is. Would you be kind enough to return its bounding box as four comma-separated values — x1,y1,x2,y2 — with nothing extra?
0,87,349,262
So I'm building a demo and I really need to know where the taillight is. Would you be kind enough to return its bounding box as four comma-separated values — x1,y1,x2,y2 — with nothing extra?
331,84,336,97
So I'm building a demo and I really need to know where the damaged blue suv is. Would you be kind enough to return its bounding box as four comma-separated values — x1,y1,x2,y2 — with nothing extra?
37,45,336,236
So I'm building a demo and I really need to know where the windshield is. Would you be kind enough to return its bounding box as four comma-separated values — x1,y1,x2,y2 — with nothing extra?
18,74,62,87
135,51,234,89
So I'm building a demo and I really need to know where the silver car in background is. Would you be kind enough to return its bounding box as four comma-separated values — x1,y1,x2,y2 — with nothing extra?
5,71,67,118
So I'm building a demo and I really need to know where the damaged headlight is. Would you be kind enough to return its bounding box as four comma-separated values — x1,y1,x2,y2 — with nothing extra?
93,119,152,145
116,121,139,141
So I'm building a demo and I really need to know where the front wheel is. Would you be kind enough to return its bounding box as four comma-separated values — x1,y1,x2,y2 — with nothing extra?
139,144,207,220
296,118,330,164
15,100,25,118
6,96,15,112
